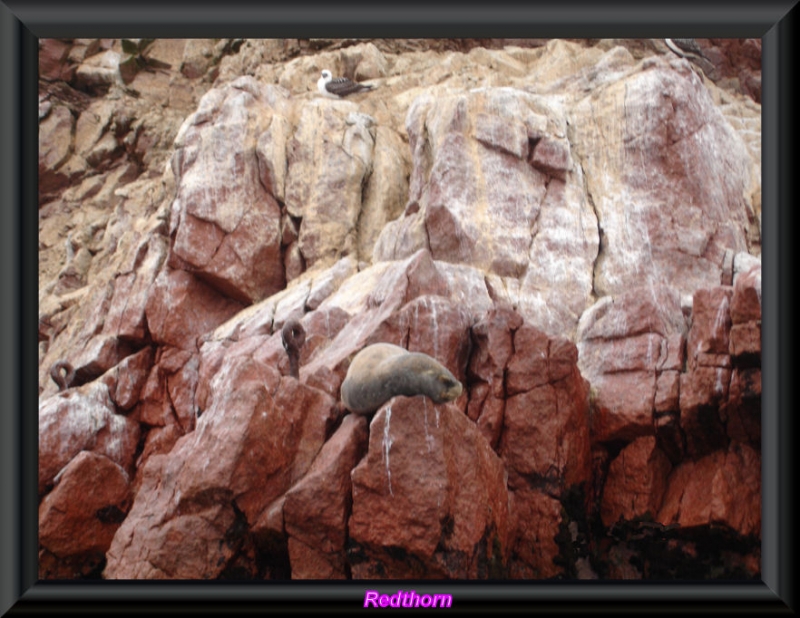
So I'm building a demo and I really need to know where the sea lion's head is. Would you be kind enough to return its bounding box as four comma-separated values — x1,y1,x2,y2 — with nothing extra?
428,369,463,404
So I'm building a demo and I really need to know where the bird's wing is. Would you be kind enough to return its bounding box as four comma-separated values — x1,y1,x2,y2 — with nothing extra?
325,77,372,97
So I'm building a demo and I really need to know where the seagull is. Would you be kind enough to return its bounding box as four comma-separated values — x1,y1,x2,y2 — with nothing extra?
317,69,375,98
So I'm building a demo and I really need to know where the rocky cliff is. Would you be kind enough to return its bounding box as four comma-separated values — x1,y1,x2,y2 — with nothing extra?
38,38,762,580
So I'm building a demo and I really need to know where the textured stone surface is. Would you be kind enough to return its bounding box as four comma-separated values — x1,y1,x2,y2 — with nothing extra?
284,414,369,579
572,59,759,300
577,285,687,444
39,451,131,563
349,398,508,578
38,38,763,581
600,436,672,527
38,382,140,495
168,78,288,303
500,326,591,493
658,443,761,537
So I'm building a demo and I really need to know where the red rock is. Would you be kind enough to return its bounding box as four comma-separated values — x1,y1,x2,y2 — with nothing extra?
600,436,672,527
133,423,183,495
283,414,369,579
654,370,680,414
144,268,244,350
467,307,522,447
349,398,508,579
529,136,573,178
71,334,138,390
686,287,733,366
39,108,84,201
286,538,344,580
729,322,761,362
468,306,523,388
169,79,287,302
293,307,351,369
502,375,591,491
679,366,731,457
39,451,131,558
578,285,686,344
730,265,761,324
501,328,590,491
301,251,458,399
373,294,472,392
577,286,687,445
39,382,140,495
104,358,337,579
657,443,760,537
722,368,761,448
231,378,338,524
694,39,761,102
475,396,505,450
581,334,664,374
165,348,200,430
507,487,563,579
105,346,154,411
102,236,169,344
39,38,76,81
505,325,551,395
590,371,656,444
137,347,198,431
106,478,239,579
654,412,685,464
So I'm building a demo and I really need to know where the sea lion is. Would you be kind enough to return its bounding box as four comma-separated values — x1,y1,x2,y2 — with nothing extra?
50,360,75,392
281,318,306,379
340,343,463,415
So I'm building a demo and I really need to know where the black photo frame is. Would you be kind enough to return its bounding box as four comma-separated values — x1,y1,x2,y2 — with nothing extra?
2,1,795,614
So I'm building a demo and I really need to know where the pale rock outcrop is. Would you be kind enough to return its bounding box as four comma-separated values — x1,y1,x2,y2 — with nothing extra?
168,77,289,303
285,101,376,269
374,87,598,338
571,56,759,299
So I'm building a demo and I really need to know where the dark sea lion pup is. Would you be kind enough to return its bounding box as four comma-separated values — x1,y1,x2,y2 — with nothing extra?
50,360,75,392
340,343,463,415
281,318,306,379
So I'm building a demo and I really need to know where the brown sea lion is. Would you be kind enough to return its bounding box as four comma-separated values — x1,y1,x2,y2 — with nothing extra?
281,318,306,379
50,360,75,392
340,343,463,415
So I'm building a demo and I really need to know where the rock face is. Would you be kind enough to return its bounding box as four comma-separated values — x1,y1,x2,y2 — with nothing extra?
38,38,762,580
349,399,508,579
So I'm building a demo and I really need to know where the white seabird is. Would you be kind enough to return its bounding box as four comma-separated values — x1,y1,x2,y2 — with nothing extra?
317,69,375,98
